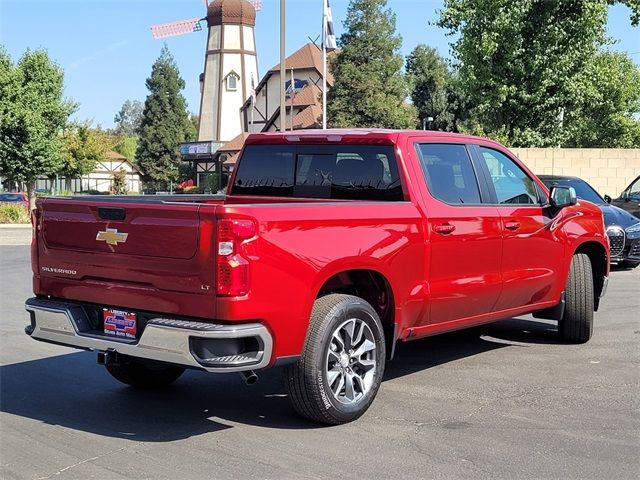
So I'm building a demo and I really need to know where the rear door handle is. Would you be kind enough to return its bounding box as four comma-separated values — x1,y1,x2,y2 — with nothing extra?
434,223,456,234
505,221,520,231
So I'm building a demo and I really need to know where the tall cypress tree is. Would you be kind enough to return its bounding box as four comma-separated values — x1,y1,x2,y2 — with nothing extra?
327,0,416,129
136,45,196,191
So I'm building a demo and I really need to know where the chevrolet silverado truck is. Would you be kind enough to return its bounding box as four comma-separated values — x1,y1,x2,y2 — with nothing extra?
25,129,609,425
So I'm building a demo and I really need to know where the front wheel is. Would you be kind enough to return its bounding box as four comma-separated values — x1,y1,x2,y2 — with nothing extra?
558,253,594,344
105,356,185,389
285,294,386,425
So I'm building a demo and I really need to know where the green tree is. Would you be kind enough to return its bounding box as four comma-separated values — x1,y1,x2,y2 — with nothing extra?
113,99,143,137
136,45,196,191
438,0,639,146
113,135,138,161
327,0,416,129
406,45,455,131
566,51,640,147
0,49,76,206
60,124,113,180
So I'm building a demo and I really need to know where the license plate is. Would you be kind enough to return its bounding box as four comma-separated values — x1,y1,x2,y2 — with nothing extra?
103,308,137,339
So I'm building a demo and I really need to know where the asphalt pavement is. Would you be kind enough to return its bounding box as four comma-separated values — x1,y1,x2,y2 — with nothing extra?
1,230,638,479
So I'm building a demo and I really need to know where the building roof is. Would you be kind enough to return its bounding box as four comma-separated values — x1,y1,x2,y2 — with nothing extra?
270,43,335,85
223,152,240,165
285,104,322,130
292,83,322,107
218,132,250,153
104,150,126,160
207,0,256,27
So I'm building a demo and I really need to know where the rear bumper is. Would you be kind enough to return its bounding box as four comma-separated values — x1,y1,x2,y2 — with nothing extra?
24,297,273,373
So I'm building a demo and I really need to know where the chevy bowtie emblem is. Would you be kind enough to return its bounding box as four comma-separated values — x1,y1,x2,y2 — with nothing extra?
96,228,128,246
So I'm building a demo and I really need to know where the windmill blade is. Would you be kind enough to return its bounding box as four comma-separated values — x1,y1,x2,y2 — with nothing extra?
150,18,203,39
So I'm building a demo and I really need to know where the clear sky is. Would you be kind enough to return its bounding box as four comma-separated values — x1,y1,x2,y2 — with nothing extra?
1,0,638,128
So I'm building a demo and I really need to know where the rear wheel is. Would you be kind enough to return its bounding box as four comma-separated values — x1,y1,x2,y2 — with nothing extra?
558,253,594,344
105,356,185,389
285,294,386,425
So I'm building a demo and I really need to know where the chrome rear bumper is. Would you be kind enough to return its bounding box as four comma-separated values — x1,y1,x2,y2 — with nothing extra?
25,297,272,373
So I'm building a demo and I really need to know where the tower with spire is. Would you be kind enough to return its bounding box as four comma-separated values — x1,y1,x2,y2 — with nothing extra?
197,0,259,143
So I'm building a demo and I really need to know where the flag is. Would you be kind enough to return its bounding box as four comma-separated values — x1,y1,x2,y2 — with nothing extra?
323,0,337,51
290,68,295,131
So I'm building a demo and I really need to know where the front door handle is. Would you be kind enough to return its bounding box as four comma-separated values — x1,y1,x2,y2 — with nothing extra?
434,223,456,234
505,221,520,231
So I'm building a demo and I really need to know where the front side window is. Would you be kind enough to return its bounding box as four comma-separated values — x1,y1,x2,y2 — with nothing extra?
479,147,539,205
415,143,481,205
629,177,640,199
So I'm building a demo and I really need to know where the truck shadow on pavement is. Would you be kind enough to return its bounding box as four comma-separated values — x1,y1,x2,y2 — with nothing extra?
1,316,560,439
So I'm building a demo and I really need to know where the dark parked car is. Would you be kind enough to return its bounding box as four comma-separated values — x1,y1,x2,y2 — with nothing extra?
540,175,640,269
605,175,640,219
0,192,29,210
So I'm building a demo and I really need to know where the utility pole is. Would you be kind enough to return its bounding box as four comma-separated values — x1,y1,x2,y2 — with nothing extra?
322,0,327,129
279,0,286,132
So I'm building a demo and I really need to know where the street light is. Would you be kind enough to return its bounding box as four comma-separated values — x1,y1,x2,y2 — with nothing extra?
422,116,434,130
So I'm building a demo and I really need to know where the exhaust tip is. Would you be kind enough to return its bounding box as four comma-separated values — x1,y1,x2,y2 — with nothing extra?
239,370,258,385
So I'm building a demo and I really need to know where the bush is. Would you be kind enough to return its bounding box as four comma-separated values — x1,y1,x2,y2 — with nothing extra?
112,169,128,194
79,189,110,195
180,186,205,194
0,204,30,223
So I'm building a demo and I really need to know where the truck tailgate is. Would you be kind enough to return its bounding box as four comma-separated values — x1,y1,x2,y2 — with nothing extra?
34,197,219,318
42,199,199,259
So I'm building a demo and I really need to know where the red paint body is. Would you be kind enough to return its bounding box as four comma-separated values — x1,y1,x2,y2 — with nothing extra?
31,130,610,365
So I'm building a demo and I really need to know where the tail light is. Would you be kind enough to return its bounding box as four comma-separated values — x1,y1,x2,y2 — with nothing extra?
216,218,256,296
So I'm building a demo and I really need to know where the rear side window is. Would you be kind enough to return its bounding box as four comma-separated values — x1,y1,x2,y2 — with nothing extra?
233,145,403,201
415,143,481,204
478,147,539,205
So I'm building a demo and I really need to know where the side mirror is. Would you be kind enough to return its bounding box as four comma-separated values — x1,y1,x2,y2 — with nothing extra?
604,194,612,204
622,190,630,202
550,186,577,208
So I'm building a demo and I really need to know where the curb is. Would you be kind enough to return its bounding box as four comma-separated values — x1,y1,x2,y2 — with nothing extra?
0,224,32,229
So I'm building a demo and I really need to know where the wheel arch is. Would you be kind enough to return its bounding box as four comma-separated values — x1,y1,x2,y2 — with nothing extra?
315,268,397,360
574,240,608,310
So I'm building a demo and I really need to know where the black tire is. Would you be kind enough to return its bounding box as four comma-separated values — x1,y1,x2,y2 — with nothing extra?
285,294,386,425
558,253,594,344
105,356,185,389
620,260,640,269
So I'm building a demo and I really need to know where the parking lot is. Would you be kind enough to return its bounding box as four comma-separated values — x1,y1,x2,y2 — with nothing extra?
1,228,638,480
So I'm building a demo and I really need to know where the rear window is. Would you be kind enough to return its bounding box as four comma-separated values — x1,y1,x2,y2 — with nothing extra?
233,144,403,201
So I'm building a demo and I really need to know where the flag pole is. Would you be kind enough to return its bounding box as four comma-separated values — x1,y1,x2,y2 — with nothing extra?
290,67,295,131
280,0,286,132
322,0,327,130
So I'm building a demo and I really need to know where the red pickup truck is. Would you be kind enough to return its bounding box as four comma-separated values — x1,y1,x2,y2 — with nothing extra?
25,129,609,424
